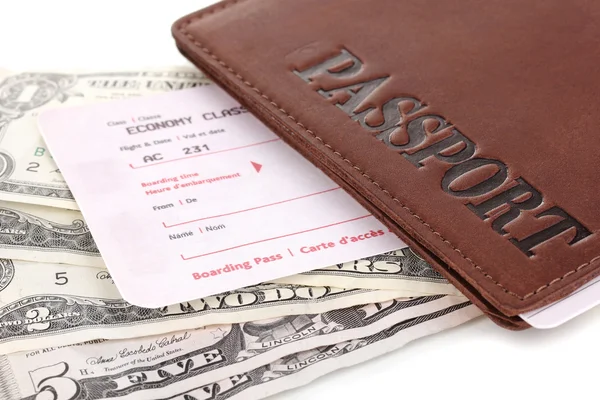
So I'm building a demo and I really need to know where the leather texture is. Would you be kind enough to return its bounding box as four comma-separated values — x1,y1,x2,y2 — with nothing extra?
172,0,600,329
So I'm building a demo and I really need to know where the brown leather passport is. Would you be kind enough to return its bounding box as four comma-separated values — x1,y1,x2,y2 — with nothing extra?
172,0,600,329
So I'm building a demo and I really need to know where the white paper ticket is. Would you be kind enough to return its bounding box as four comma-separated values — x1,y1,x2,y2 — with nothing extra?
38,85,405,307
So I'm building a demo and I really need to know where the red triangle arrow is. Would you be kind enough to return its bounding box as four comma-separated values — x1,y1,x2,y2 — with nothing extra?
251,161,262,173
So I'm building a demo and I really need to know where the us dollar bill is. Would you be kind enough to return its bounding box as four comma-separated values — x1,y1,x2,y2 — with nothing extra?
0,259,412,355
272,247,462,295
0,298,481,400
0,67,211,210
0,201,101,267
204,302,481,400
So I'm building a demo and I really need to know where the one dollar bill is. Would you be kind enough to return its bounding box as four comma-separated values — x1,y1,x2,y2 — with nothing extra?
0,201,101,267
0,298,481,400
0,67,211,210
0,259,411,354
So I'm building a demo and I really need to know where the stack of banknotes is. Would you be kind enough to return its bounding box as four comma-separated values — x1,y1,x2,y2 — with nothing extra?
0,68,482,400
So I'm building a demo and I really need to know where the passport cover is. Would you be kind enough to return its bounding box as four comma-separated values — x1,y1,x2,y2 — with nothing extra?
172,0,600,329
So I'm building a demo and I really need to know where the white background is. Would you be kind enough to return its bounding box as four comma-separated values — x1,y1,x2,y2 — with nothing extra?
2,1,599,399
